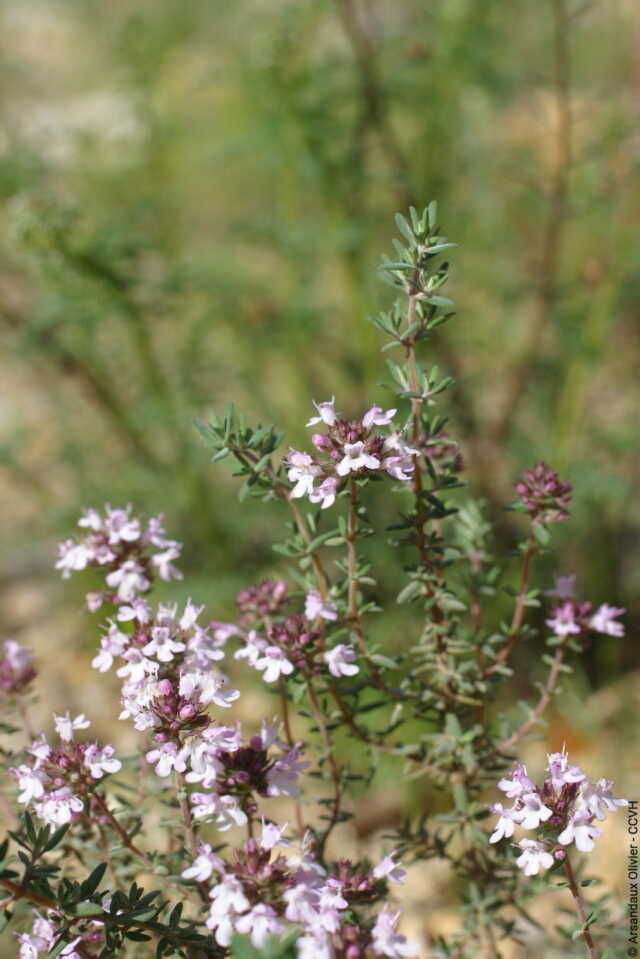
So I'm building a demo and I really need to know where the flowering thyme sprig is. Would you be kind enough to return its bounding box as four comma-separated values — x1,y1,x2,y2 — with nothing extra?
285,398,417,510
55,504,182,611
10,714,121,827
182,823,414,957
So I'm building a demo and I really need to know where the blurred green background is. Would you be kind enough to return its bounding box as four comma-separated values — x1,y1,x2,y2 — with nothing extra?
0,0,638,684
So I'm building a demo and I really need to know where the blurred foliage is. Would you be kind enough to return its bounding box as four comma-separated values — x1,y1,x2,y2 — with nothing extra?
0,0,638,684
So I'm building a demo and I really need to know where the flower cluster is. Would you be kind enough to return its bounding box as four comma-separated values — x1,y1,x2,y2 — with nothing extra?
182,825,414,958
515,462,573,523
235,611,357,684
16,911,104,959
490,750,627,875
545,573,626,639
229,576,358,685
236,579,290,623
55,505,182,611
0,639,36,697
286,399,418,509
10,714,121,827
80,580,307,830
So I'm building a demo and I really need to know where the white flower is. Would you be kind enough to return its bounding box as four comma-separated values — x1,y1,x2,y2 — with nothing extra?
34,788,84,827
78,508,103,531
336,441,380,476
383,433,420,457
373,850,407,884
306,397,337,427
517,792,553,830
362,405,396,429
383,455,414,481
152,545,183,582
180,599,205,630
234,904,284,948
308,476,338,509
191,792,248,831
55,540,93,577
324,644,359,678
91,623,129,672
142,625,186,663
371,906,415,958
54,713,91,743
515,838,554,876
179,669,240,708
305,591,338,621
146,742,190,778
267,746,309,797
589,603,625,637
116,649,158,684
254,646,295,683
207,874,250,945
106,560,150,602
296,933,333,959
489,802,519,843
579,778,628,820
546,602,581,637
497,763,535,799
104,506,141,544
287,450,322,498
557,817,603,853
182,843,224,882
117,598,151,624
234,631,267,667
11,765,47,804
83,744,121,779
260,819,290,851
546,750,585,791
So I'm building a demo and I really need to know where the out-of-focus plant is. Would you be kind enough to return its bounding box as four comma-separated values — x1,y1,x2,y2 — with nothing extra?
0,208,629,958
0,0,638,677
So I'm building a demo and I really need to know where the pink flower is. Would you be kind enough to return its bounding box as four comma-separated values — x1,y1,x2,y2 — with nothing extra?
260,819,290,851
545,573,576,600
182,843,224,881
515,839,554,876
146,742,190,778
308,477,337,509
306,397,337,427
371,906,415,957
336,441,380,476
546,602,581,637
589,603,625,637
267,746,309,797
234,904,284,948
362,405,397,429
497,763,535,799
83,743,121,779
546,750,585,791
254,646,295,683
54,713,90,742
287,450,322,498
324,644,359,678
489,802,519,843
305,591,338,621
557,817,603,853
373,850,407,885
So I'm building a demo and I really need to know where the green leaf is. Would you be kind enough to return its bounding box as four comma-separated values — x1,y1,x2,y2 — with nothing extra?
43,825,70,853
533,523,550,545
80,861,107,897
47,939,73,959
394,213,414,245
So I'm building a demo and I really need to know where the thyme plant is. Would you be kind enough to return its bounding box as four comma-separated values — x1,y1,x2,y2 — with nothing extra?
0,206,628,958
